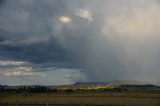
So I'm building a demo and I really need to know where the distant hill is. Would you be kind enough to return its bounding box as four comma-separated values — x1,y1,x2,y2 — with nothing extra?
1,80,160,92
74,80,150,86
74,82,109,85
119,84,160,91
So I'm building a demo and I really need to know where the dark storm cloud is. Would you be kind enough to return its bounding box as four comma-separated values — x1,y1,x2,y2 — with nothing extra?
0,0,97,69
0,0,75,66
0,0,160,84
0,0,5,6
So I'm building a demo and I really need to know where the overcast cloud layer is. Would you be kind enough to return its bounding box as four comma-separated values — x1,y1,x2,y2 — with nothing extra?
0,0,160,85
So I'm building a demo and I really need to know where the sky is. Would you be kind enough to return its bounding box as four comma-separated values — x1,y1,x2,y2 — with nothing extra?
0,0,160,85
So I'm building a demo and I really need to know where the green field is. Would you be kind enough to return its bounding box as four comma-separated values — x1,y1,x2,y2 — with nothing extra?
0,92,160,106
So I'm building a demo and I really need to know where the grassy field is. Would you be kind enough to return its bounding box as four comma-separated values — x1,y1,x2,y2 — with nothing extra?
0,92,160,106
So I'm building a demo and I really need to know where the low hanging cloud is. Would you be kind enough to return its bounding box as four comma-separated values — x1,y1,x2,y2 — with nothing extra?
64,73,86,82
3,67,45,77
0,60,25,66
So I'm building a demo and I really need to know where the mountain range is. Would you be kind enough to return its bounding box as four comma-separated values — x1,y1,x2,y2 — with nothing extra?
73,80,157,86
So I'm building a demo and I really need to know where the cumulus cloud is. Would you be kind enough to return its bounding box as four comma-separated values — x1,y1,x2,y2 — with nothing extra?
76,9,92,21
59,16,71,23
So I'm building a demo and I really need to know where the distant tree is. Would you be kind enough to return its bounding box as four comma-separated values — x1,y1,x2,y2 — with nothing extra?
64,89,74,93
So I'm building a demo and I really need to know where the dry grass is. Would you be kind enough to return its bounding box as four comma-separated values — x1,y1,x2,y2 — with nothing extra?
0,92,160,106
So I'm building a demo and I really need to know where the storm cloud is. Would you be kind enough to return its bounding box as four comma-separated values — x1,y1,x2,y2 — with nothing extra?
0,0,160,85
